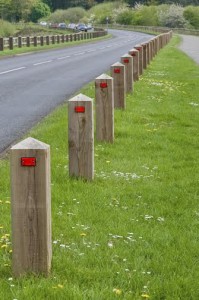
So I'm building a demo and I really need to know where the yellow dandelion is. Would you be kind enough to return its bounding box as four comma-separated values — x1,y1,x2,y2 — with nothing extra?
5,201,10,204
1,244,8,249
57,284,64,288
80,233,86,237
0,200,2,204
106,160,111,163
113,288,122,295
0,226,3,229
9,250,13,253
141,294,150,298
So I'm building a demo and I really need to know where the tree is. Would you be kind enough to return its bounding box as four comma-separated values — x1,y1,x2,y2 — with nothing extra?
29,1,51,22
10,0,37,21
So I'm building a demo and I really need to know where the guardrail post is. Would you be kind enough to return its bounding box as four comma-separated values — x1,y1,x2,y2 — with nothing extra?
0,37,4,51
33,36,37,47
10,137,52,277
40,36,44,46
95,74,114,143
9,37,14,50
66,35,69,42
134,45,143,76
52,35,55,44
68,94,94,180
128,48,139,81
110,62,126,109
18,36,22,48
46,36,49,45
57,35,60,43
61,34,64,43
121,54,133,93
26,36,30,47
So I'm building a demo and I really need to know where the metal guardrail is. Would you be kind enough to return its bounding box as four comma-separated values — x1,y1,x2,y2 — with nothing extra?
0,29,107,51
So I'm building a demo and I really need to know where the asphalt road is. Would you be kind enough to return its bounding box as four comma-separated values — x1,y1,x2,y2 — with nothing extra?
0,29,153,153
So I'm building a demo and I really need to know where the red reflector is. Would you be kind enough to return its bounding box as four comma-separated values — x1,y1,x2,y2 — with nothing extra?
114,68,120,74
136,47,142,51
21,157,36,167
131,53,136,56
75,106,85,113
123,59,129,63
100,82,108,88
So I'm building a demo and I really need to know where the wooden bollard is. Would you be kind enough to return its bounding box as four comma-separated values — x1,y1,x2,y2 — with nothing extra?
10,137,52,277
52,36,55,44
110,62,126,109
95,74,114,143
68,94,94,180
61,34,65,43
128,48,139,81
121,54,133,93
141,43,147,70
134,44,143,76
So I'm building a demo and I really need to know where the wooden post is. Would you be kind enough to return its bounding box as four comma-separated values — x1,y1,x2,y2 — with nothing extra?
26,36,30,47
128,48,139,81
40,36,44,46
18,36,22,48
134,44,143,76
95,74,114,143
110,62,126,109
121,54,133,94
46,36,50,45
61,34,65,43
141,43,147,70
10,137,52,277
0,37,4,51
57,35,60,43
52,35,55,44
33,36,37,47
9,37,14,50
68,94,94,180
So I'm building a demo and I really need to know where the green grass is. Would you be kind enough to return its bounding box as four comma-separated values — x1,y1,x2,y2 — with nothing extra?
0,35,199,299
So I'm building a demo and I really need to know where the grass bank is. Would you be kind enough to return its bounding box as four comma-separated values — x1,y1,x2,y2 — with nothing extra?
0,35,198,299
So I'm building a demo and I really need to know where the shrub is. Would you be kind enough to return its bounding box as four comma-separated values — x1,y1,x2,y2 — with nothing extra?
0,19,15,37
48,7,87,24
29,2,51,23
157,4,187,28
183,6,199,29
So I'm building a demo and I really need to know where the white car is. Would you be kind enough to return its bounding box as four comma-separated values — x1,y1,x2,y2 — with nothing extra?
40,21,47,26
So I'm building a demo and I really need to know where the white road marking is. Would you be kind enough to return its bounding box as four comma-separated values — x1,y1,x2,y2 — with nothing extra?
0,67,26,75
33,60,52,66
57,56,71,60
74,52,85,56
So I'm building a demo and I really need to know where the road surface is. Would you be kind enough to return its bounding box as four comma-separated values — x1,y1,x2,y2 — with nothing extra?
0,29,153,153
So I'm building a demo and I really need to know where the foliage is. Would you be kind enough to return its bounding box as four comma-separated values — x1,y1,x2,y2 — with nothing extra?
29,1,51,23
183,5,199,29
48,7,87,23
157,4,188,28
132,4,159,26
88,1,125,24
0,19,15,36
115,8,134,25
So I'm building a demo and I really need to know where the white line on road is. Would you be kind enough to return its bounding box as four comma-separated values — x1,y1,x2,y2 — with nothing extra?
33,60,52,66
74,52,85,56
0,67,26,75
57,56,71,60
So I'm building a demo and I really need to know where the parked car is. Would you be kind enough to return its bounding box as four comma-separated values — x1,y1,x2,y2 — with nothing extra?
39,21,47,26
86,24,93,30
68,23,76,30
49,23,59,28
76,23,87,32
58,23,67,29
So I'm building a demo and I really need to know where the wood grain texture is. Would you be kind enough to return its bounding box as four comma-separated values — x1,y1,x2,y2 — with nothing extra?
68,94,94,180
110,62,126,109
10,137,52,277
134,44,143,76
121,54,133,94
128,48,139,81
95,74,114,143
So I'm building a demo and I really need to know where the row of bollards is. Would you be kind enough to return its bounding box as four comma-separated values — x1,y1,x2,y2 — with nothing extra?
10,30,172,277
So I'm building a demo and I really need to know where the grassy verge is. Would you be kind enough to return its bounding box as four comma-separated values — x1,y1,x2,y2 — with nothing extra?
0,35,199,300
